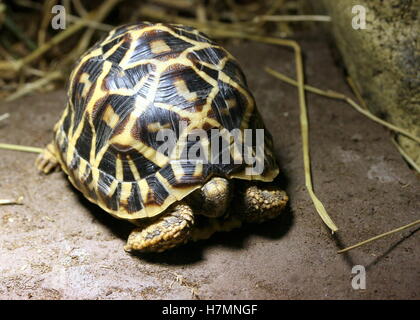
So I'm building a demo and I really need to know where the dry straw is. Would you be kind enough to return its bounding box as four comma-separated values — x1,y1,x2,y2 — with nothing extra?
265,67,420,253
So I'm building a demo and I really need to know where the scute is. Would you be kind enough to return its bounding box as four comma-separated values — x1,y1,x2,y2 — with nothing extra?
52,22,279,221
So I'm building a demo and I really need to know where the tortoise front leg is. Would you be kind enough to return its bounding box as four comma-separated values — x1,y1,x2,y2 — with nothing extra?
238,184,288,223
35,142,60,174
124,203,194,253
190,183,288,241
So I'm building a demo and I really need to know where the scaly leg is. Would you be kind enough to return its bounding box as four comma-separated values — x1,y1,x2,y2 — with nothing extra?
124,203,194,253
191,183,288,241
35,142,60,174
239,184,288,223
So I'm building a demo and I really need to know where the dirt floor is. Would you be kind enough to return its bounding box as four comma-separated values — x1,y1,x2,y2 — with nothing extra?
0,37,419,300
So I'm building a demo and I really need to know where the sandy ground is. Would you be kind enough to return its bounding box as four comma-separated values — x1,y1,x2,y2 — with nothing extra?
0,38,419,300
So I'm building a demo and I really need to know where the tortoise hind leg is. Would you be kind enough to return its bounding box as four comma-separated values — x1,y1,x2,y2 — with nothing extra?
35,142,60,174
124,203,194,253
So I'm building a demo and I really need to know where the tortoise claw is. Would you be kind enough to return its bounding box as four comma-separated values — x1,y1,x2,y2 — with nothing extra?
35,142,60,174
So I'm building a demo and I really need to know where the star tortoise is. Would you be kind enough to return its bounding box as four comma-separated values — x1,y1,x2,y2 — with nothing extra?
36,22,288,252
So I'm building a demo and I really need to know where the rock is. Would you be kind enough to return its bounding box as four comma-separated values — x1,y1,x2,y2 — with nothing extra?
319,0,419,168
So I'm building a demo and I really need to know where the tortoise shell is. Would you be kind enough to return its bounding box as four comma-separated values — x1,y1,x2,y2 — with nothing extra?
52,22,279,221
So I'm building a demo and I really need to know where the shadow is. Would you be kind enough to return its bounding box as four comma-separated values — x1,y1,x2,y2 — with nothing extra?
64,173,294,265
365,227,420,271
134,205,293,265
69,183,133,241
330,226,420,271
330,232,357,268
272,169,290,192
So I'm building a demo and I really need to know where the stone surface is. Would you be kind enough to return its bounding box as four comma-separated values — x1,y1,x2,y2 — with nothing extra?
320,0,419,167
0,39,419,299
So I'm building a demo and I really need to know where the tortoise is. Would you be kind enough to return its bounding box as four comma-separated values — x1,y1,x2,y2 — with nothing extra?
35,22,288,253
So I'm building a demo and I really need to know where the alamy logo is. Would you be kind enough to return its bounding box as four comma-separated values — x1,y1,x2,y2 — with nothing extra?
351,265,366,290
352,5,367,30
51,5,66,30
155,121,265,176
